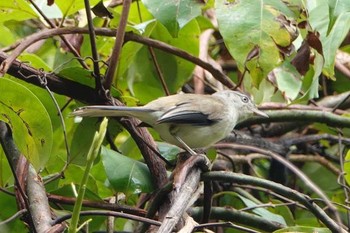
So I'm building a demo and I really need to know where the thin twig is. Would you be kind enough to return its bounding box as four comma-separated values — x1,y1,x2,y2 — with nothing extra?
83,0,103,92
104,0,132,90
28,0,88,69
148,47,170,96
195,221,260,233
35,72,71,174
52,210,161,226
0,209,27,226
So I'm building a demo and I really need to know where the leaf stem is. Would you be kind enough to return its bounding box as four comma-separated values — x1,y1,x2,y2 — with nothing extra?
68,118,108,233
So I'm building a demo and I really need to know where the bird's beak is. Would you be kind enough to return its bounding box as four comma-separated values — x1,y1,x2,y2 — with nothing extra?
253,108,269,118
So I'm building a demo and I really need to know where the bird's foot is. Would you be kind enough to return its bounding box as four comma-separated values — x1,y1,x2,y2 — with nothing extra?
172,152,210,191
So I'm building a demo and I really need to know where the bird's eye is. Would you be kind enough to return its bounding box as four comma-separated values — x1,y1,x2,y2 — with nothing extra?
241,96,249,103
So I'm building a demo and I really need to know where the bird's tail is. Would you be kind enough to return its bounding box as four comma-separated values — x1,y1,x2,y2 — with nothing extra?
71,105,154,118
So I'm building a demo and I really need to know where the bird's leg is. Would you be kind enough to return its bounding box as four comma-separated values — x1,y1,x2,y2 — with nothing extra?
169,124,197,156
173,134,197,156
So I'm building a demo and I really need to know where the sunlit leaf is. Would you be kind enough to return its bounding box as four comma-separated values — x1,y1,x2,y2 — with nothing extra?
101,147,154,195
216,0,297,86
142,0,203,37
118,20,199,103
0,78,53,170
0,0,38,23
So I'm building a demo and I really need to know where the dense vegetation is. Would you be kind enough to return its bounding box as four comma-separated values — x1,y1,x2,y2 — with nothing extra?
0,0,350,232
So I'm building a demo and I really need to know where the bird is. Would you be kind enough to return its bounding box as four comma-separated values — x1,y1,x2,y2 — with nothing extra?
72,90,268,155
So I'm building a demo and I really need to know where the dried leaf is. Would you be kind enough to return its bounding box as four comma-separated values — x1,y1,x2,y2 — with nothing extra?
291,41,310,75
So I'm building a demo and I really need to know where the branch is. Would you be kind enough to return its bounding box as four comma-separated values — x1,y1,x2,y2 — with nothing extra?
47,193,147,216
157,167,202,232
0,27,234,88
52,210,161,227
104,0,132,90
237,109,350,129
84,0,103,91
0,122,65,232
189,206,284,232
202,171,346,233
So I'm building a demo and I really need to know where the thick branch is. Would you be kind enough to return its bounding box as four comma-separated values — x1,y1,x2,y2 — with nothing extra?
157,167,201,233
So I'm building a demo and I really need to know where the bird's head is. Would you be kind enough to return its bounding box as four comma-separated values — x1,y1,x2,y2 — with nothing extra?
214,90,268,121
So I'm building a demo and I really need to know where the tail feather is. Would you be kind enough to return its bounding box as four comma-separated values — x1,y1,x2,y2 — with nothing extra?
72,105,154,118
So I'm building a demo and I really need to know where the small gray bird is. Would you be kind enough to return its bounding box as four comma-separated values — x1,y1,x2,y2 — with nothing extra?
72,90,268,154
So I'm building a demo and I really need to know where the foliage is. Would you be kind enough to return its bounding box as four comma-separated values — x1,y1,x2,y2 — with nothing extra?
0,0,350,232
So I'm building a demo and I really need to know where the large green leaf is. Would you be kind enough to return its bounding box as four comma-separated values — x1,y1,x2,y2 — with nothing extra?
116,19,157,81
216,0,296,86
142,0,203,37
322,12,350,77
70,118,101,166
273,62,302,101
55,0,100,17
101,147,154,195
0,78,53,170
308,0,350,78
344,150,350,185
0,0,37,23
117,20,199,103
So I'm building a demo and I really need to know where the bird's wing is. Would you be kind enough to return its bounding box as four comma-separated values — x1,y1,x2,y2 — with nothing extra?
157,98,224,126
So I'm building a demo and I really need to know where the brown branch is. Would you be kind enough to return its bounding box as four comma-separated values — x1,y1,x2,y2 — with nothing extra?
104,0,132,90
52,210,161,227
0,122,66,232
289,154,340,176
237,109,350,129
0,27,234,89
157,167,202,232
148,46,170,96
84,0,103,92
47,193,147,216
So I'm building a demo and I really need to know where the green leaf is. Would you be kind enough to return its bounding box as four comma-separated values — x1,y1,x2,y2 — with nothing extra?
118,20,199,103
55,0,100,17
0,0,38,23
101,147,154,195
157,142,180,163
216,0,296,86
344,150,350,185
0,24,16,46
31,0,63,19
0,78,53,170
238,195,287,225
18,53,52,72
308,0,350,78
116,20,157,79
274,62,302,101
142,0,203,37
70,118,101,165
269,199,295,226
274,226,331,233
322,12,350,77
